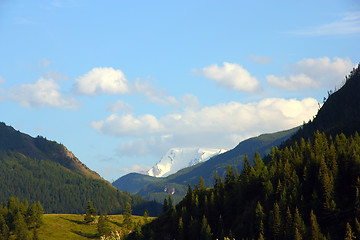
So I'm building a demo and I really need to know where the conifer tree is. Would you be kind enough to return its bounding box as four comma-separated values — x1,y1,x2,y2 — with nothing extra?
270,202,282,240
123,202,132,230
310,210,323,240
163,198,168,213
177,217,184,240
14,211,30,240
200,215,212,240
344,222,355,240
84,201,96,223
293,207,305,238
255,201,265,236
241,154,251,184
0,214,9,240
143,209,149,224
284,207,293,240
199,176,206,191
98,214,112,237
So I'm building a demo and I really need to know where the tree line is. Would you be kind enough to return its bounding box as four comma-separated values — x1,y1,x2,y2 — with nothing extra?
131,131,360,239
0,197,43,240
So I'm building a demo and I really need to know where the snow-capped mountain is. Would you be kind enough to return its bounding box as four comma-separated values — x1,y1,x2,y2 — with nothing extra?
147,147,227,178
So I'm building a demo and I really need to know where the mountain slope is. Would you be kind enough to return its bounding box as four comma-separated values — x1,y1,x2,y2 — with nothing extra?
0,122,162,216
134,126,299,203
112,173,160,194
284,64,360,145
0,122,101,180
131,63,360,240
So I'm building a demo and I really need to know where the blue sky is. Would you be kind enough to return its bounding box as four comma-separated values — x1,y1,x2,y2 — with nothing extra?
0,0,359,181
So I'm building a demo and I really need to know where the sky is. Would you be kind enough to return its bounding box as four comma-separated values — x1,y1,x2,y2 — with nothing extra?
0,0,359,182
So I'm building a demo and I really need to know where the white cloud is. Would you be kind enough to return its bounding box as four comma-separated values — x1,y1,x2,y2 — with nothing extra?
134,78,179,106
38,58,52,68
289,11,360,36
0,75,5,84
44,71,69,81
8,78,79,109
181,94,201,110
267,57,354,90
201,62,261,93
92,113,162,137
249,55,273,64
108,100,134,113
93,97,319,154
267,74,318,90
74,67,131,95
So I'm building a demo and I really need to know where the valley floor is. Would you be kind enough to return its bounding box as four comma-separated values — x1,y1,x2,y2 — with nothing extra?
38,214,148,240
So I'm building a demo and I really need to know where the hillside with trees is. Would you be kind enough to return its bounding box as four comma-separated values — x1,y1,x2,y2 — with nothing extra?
126,65,360,239
134,131,360,240
0,123,162,216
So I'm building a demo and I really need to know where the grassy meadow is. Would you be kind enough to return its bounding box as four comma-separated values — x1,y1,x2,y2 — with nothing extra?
38,214,151,240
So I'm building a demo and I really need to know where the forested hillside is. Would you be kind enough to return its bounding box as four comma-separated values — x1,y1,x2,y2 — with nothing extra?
134,131,360,239
0,123,162,216
126,65,360,239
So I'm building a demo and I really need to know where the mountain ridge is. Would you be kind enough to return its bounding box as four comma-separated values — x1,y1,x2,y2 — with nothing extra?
147,147,227,178
114,126,299,203
0,122,162,216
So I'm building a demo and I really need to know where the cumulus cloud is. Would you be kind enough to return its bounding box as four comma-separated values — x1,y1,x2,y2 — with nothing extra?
108,100,134,113
201,62,261,93
134,78,179,106
74,67,131,95
249,55,273,64
92,97,319,155
289,11,360,36
8,78,79,109
92,113,162,137
181,94,201,110
267,57,354,90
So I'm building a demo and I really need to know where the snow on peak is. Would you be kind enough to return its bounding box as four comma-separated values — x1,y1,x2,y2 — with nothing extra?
147,147,227,178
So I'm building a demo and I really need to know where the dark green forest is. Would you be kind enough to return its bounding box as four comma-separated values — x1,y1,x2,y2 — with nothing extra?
126,65,360,239
0,150,161,216
132,131,360,239
0,123,162,216
0,197,44,240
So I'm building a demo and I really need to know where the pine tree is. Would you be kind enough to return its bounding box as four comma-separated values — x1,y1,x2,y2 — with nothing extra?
310,210,323,240
344,222,355,240
177,217,184,240
293,207,305,238
294,227,302,240
199,176,206,191
271,202,282,240
163,198,168,213
255,201,265,236
241,154,251,184
123,202,132,230
284,207,293,240
0,214,9,240
200,215,212,240
143,209,149,224
84,201,96,223
98,214,112,237
14,211,30,240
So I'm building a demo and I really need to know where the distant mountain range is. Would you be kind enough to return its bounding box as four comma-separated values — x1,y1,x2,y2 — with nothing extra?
0,122,162,216
115,65,360,204
113,126,298,203
147,147,227,178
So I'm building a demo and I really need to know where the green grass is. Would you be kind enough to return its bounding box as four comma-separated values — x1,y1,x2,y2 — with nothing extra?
38,214,152,240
